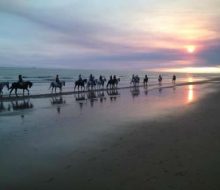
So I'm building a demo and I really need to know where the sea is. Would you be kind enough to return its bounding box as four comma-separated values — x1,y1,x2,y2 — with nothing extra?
0,67,218,95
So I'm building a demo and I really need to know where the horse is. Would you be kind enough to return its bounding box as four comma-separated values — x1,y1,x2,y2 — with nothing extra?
87,79,96,90
106,78,120,88
143,77,148,86
9,81,33,96
130,76,140,87
49,81,65,93
74,79,87,91
172,75,176,84
95,78,106,89
158,75,162,85
0,82,9,96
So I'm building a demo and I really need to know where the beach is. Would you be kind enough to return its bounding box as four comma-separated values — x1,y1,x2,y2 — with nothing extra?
1,80,220,190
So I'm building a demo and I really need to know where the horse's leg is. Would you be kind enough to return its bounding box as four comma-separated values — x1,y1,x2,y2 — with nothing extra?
27,89,29,96
23,89,25,96
9,88,13,96
15,89,18,96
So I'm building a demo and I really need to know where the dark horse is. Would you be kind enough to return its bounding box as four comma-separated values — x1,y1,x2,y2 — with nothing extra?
9,81,33,96
143,76,148,86
107,78,120,88
74,79,87,91
130,76,140,87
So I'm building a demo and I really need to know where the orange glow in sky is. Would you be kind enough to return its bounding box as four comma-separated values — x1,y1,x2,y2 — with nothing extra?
186,45,196,53
159,67,220,74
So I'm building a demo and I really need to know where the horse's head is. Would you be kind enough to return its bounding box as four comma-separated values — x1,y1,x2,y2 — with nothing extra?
83,79,87,83
28,81,33,88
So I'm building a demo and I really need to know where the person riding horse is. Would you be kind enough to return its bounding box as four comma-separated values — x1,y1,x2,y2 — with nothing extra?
172,74,176,83
89,74,95,85
158,74,162,84
144,74,148,85
18,75,23,86
131,74,140,86
78,74,82,82
55,75,61,86
99,75,103,81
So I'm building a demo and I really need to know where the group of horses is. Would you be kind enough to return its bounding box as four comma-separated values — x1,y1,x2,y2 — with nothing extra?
0,74,172,97
74,77,120,91
0,76,121,96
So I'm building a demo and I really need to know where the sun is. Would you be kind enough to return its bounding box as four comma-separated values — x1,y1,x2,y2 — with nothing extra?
186,45,196,53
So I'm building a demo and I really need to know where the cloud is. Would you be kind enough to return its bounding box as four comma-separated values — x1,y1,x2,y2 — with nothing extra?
0,0,220,69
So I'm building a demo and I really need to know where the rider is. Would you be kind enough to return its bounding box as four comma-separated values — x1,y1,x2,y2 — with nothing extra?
131,74,135,83
172,74,176,83
144,74,148,81
89,74,94,81
78,74,82,82
55,74,61,85
89,74,95,85
18,75,23,85
99,75,103,81
113,75,117,81
158,74,162,83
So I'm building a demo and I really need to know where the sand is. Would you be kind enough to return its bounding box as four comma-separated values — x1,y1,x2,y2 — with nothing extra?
1,80,220,190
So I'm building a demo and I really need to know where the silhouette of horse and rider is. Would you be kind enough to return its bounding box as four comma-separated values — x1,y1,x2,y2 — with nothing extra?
49,75,65,93
9,75,33,96
106,75,120,89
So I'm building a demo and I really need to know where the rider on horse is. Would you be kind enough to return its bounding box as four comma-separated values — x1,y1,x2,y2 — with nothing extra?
89,74,95,84
56,75,61,86
78,74,82,82
18,75,23,83
18,75,24,86
99,75,103,81
144,74,148,81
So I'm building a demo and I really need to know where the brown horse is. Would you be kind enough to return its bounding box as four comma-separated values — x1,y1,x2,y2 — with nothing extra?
9,81,33,96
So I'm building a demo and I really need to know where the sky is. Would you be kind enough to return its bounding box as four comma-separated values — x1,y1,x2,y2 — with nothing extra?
0,0,220,71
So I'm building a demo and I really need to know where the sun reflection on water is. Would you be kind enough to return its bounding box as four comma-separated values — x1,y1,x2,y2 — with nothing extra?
187,77,194,103
188,85,194,103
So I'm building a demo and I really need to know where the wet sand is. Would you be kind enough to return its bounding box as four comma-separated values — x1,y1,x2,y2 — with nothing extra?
1,80,220,190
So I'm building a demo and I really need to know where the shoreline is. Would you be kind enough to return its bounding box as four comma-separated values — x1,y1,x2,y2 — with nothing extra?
1,77,220,102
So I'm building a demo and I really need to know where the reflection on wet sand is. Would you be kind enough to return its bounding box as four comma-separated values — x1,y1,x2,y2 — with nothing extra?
97,90,107,103
74,90,120,108
130,87,140,98
187,85,194,103
50,96,66,114
50,96,66,105
144,86,148,96
0,101,10,112
107,89,120,102
11,99,34,111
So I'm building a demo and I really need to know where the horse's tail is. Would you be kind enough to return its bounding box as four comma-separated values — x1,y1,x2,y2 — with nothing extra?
9,82,15,89
48,82,52,90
